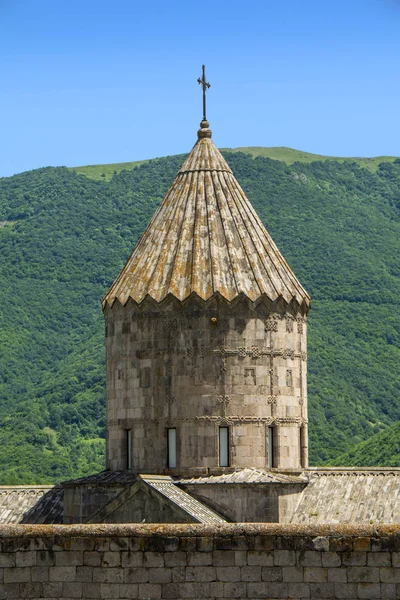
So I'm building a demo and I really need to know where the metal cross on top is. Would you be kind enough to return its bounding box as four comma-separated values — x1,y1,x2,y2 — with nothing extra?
197,64,211,121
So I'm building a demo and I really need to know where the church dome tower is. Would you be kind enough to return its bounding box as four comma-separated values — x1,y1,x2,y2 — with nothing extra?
103,72,310,475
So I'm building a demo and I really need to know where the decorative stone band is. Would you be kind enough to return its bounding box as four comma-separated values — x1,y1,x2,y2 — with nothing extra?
108,416,307,427
111,346,308,360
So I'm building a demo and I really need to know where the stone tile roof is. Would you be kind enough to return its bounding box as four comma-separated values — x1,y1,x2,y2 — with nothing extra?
62,470,138,486
0,486,63,524
140,475,226,524
178,468,308,485
103,120,310,312
292,469,400,524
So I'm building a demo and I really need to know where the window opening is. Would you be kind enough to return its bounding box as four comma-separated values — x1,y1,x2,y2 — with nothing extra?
219,427,229,467
126,429,132,470
167,428,177,468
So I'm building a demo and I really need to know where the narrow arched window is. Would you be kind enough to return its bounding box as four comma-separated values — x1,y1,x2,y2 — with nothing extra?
167,428,177,468
268,426,275,468
219,427,229,467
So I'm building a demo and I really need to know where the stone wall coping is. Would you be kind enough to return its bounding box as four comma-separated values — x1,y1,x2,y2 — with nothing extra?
2,523,400,539
307,467,400,473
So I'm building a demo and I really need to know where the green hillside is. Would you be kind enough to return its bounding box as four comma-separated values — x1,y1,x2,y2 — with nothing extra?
70,147,399,180
331,421,400,467
1,152,400,483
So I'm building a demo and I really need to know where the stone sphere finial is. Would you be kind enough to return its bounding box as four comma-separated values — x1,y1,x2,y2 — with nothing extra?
198,119,212,139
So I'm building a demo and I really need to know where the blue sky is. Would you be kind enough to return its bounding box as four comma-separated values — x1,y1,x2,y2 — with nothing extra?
1,0,400,177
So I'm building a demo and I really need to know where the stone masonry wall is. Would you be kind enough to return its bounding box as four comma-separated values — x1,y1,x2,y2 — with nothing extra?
105,300,308,474
1,523,400,599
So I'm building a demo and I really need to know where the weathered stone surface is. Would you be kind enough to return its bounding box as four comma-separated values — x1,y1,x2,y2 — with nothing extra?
2,525,400,598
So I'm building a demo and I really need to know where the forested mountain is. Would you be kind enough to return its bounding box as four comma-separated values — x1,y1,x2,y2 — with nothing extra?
0,150,399,483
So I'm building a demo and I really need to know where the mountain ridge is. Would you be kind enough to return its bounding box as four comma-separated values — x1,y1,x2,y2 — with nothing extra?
69,146,400,181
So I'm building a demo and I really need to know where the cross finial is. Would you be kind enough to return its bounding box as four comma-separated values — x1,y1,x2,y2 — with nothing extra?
197,65,210,121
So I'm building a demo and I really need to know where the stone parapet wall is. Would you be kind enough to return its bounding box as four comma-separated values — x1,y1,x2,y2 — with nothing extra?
1,523,400,599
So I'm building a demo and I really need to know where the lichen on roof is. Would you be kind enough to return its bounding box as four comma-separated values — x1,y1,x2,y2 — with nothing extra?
103,120,310,312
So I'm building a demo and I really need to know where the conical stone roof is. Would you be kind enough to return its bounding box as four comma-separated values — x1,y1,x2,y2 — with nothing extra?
103,120,310,311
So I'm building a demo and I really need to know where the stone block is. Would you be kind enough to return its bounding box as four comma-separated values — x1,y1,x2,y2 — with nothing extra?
216,565,241,581
176,582,210,598
274,549,296,566
148,568,172,584
15,551,36,567
234,550,247,566
254,536,275,551
0,583,19,599
379,567,400,583
297,551,322,567
82,582,102,598
288,582,311,598
187,551,212,566
357,583,382,599
247,550,273,566
282,566,304,582
240,566,262,581
100,582,121,598
119,583,139,599
92,566,124,583
43,581,63,597
19,582,42,598
346,566,379,583
161,582,179,598
246,582,271,598
212,550,235,566
62,581,83,597
342,551,367,566
121,551,144,568
56,550,84,566
84,551,102,567
353,538,371,552
0,553,15,568
101,551,121,568
304,567,328,582
327,567,347,583
196,537,213,553
266,582,289,598
261,566,283,581
223,581,247,598
4,567,30,583
76,565,94,582
309,582,335,598
367,552,391,567
171,567,186,582
185,566,216,582
209,581,224,597
36,550,55,566
124,567,149,583
139,583,162,599
334,582,359,598
144,552,165,568
322,552,341,568
30,566,49,582
380,583,396,598
164,552,186,567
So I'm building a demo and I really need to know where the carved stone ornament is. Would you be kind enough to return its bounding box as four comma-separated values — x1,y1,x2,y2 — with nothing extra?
265,319,278,332
267,395,277,405
217,395,230,404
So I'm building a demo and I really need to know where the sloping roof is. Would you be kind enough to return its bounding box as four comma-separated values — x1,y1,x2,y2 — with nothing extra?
62,470,138,486
85,474,226,524
140,475,226,524
292,469,400,524
0,486,63,524
178,467,307,486
103,120,309,311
